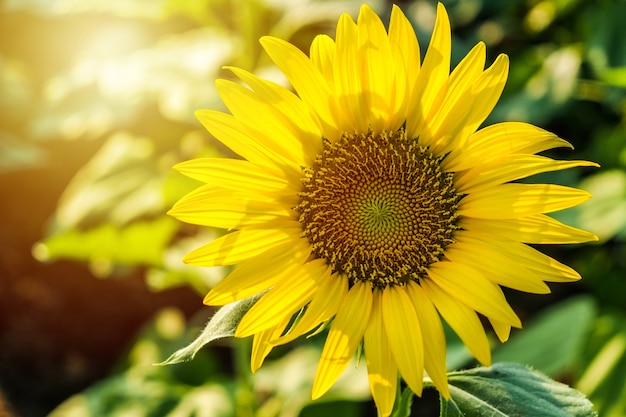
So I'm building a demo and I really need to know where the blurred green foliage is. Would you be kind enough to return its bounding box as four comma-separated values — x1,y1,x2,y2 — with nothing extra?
47,307,371,417
1,0,626,416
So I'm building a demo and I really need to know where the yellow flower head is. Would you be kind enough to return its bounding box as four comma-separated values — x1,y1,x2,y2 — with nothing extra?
169,3,597,415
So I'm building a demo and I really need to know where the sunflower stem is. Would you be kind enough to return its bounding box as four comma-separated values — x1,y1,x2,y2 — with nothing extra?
234,337,256,417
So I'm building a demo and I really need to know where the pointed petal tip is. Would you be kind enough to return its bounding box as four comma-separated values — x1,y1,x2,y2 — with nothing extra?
359,3,375,14
234,323,252,339
439,389,451,401
194,108,213,122
311,385,324,401
434,2,451,31
182,249,220,267
171,161,185,173
202,290,218,306
499,53,510,73
389,3,411,29
430,378,451,400
436,2,448,15
203,287,238,307
258,36,286,53
166,205,184,220
258,35,273,45
180,252,193,265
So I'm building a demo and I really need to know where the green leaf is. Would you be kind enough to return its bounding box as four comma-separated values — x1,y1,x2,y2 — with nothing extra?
34,217,178,270
52,133,166,230
439,394,463,417
490,46,582,125
158,293,263,365
390,386,414,417
601,67,626,88
441,363,597,417
574,170,626,241
492,296,597,377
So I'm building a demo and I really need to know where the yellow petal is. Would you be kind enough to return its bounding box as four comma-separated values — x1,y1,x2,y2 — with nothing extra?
195,109,292,172
381,285,424,396
408,3,450,139
488,317,512,343
356,4,403,131
203,239,311,305
454,54,508,141
215,79,313,170
453,231,582,283
423,42,485,149
364,289,398,417
173,158,294,192
235,259,327,337
459,214,599,244
405,281,449,399
443,238,552,294
458,183,592,219
274,271,347,346
260,36,339,140
333,12,364,132
251,316,291,372
454,155,599,194
443,122,572,172
434,54,510,157
183,227,301,266
446,42,486,105
310,34,336,87
226,66,324,162
428,262,521,327
168,184,295,229
421,278,491,366
313,281,372,399
388,5,419,127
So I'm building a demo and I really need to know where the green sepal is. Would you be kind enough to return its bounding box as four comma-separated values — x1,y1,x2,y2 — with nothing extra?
389,385,414,417
157,293,263,366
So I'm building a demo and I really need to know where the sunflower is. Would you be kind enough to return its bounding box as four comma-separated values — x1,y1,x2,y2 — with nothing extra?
169,3,597,415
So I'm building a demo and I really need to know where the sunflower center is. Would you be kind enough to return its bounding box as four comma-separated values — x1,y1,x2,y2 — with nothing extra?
296,129,461,288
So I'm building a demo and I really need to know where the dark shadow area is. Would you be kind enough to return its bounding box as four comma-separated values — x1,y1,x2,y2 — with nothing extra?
0,139,202,417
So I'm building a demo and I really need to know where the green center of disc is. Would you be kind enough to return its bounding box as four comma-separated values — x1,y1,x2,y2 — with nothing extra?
362,197,395,231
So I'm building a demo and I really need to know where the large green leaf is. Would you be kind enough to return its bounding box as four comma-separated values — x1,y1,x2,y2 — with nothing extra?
441,363,597,417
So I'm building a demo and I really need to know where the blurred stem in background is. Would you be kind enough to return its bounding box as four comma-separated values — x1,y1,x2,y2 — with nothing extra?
235,337,257,417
